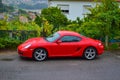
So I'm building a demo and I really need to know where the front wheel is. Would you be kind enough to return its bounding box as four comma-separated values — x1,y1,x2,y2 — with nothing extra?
83,47,97,60
33,48,47,61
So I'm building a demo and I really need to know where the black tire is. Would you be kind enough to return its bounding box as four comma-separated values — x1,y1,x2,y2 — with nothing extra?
33,48,47,61
83,47,97,60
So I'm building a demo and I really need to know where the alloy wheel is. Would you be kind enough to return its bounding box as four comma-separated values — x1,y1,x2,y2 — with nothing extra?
33,48,47,61
84,47,97,60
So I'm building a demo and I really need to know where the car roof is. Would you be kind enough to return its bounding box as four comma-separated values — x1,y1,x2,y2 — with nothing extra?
57,31,80,36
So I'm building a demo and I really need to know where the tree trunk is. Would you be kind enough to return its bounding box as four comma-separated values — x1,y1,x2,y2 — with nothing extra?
105,35,109,49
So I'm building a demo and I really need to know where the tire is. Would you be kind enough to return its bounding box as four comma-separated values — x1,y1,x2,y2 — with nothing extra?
83,47,97,60
33,48,47,61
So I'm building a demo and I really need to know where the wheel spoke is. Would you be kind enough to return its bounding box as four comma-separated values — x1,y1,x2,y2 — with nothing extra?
35,52,40,55
40,50,43,53
41,53,46,56
36,54,41,58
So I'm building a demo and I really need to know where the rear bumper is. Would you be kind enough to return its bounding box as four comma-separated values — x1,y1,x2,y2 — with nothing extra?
97,45,104,55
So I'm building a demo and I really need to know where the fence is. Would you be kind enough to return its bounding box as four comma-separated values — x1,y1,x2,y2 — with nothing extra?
0,30,38,41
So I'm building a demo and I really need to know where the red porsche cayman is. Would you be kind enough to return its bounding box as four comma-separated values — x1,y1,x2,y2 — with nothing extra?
17,31,104,61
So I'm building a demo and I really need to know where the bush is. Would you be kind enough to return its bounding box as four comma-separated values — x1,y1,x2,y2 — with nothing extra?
0,43,5,48
109,43,119,50
0,38,22,49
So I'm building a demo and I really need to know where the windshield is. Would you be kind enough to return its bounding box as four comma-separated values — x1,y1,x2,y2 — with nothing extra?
45,33,60,42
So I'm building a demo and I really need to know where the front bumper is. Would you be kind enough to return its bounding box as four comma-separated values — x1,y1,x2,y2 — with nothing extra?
17,48,33,58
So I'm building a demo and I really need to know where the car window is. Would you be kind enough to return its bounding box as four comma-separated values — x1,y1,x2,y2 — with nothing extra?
45,33,60,42
60,36,81,42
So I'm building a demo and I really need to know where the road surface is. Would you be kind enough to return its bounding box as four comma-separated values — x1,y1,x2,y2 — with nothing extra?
0,51,120,80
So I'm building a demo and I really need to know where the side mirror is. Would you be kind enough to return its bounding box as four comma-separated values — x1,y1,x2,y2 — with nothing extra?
57,40,62,43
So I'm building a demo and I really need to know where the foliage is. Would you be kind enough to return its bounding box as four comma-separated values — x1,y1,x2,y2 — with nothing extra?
35,7,68,32
0,38,22,49
58,17,83,33
0,19,41,49
59,23,79,32
35,15,42,27
109,43,119,50
0,43,5,49
81,0,120,48
18,9,28,16
79,20,101,38
0,20,41,36
40,17,54,37
0,20,8,30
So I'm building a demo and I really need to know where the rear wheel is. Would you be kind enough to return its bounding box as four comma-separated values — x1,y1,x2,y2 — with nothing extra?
83,47,97,60
33,48,47,61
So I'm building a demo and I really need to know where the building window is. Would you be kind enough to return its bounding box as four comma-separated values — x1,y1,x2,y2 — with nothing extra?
57,4,69,14
83,5,92,15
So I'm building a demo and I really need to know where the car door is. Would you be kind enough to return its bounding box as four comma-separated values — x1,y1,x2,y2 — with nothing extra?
51,36,81,56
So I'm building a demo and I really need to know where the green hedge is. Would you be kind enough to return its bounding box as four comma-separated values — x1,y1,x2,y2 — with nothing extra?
109,43,119,50
0,38,22,49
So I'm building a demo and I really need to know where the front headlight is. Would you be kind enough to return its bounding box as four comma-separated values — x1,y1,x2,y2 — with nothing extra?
24,44,31,49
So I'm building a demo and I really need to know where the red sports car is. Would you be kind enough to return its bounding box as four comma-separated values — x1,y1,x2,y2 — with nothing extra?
17,31,104,61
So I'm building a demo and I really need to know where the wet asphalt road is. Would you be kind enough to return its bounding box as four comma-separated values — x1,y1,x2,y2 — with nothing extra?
0,51,120,80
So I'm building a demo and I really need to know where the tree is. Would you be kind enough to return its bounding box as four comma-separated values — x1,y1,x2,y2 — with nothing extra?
80,0,120,48
59,17,83,32
35,7,68,32
41,18,53,37
35,16,53,37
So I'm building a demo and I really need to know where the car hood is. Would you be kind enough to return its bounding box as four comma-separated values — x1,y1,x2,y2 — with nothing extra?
19,37,47,48
24,37,47,44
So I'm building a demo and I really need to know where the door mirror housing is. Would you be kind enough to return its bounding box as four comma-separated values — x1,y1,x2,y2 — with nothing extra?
57,40,62,43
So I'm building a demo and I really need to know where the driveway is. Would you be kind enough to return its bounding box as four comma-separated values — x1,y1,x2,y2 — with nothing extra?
0,50,120,80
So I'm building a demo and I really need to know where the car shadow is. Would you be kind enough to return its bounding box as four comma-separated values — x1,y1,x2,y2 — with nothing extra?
19,56,101,62
18,56,34,61
48,56,101,61
48,57,82,61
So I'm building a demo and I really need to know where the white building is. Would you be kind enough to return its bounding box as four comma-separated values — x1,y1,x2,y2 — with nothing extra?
48,0,97,20
48,0,120,20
